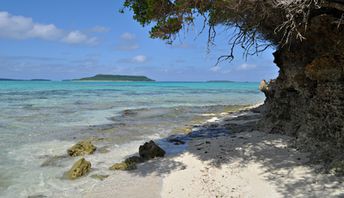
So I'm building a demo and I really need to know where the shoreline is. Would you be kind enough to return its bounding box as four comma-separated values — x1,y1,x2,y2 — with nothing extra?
85,105,344,198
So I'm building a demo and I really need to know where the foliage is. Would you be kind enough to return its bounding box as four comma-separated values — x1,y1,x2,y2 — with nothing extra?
122,0,344,62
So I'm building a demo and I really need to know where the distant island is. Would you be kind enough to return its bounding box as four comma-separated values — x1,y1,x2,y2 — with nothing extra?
74,74,155,82
207,80,234,83
0,78,51,81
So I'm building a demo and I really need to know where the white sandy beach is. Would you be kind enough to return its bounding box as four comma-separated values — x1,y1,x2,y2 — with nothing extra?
85,108,344,198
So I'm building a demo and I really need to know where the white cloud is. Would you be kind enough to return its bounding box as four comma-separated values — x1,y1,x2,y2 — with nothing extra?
28,24,62,40
0,11,62,40
90,26,109,33
120,32,136,40
210,66,221,72
62,31,98,45
0,11,98,45
211,63,257,73
117,55,148,64
116,32,139,51
132,55,147,63
236,63,257,70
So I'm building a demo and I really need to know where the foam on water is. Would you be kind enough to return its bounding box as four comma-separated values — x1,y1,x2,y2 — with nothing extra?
0,81,265,197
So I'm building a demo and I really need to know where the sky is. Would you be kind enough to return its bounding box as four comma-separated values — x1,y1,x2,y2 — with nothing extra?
0,0,279,81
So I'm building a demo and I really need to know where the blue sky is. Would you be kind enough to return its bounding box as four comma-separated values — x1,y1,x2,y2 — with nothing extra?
0,0,278,81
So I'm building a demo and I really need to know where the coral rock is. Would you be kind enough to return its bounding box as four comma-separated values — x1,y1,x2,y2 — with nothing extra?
67,140,96,157
67,158,91,180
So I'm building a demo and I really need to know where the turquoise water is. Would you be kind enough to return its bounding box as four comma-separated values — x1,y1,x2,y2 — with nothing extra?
0,81,264,197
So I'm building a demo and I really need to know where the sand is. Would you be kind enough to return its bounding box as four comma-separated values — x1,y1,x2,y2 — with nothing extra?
86,108,344,198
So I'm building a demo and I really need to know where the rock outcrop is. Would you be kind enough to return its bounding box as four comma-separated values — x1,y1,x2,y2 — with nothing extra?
258,80,270,98
109,140,165,171
139,140,166,160
66,158,91,180
67,140,96,157
330,160,344,175
258,14,344,164
109,161,137,171
124,156,145,164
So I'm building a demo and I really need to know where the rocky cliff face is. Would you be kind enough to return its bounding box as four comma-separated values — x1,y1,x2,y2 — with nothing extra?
259,14,344,164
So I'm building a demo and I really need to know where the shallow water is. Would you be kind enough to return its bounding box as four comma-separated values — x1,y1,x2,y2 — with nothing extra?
0,81,264,197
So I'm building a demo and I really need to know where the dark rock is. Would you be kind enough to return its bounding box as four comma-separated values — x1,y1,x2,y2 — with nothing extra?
109,162,137,171
139,140,165,160
67,140,96,157
109,156,144,171
122,109,137,117
305,56,342,81
330,160,344,176
168,138,185,145
66,158,91,180
124,156,145,164
110,141,165,171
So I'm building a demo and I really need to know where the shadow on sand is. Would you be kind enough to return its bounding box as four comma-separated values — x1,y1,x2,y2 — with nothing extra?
122,108,343,197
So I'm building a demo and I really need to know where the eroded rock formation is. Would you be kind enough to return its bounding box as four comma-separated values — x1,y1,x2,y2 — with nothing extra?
259,14,344,164
67,140,96,157
66,158,91,180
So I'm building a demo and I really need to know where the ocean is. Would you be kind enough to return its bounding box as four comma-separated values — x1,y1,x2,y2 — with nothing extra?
0,81,264,197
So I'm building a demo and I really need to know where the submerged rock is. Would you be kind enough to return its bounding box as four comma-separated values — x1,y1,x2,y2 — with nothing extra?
122,109,138,117
40,155,68,167
109,156,144,171
139,140,166,160
109,161,137,171
168,138,185,145
98,146,110,154
66,158,91,180
90,174,109,181
67,140,96,157
28,195,47,198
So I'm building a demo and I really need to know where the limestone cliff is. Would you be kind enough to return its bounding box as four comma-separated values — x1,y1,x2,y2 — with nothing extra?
259,14,344,164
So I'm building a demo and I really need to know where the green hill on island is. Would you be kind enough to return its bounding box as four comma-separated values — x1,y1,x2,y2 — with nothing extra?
75,74,154,82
